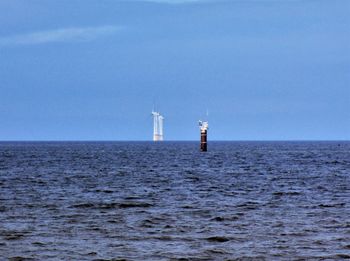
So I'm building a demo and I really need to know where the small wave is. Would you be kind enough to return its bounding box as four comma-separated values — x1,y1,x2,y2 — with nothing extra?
139,219,156,228
118,202,153,208
95,189,114,193
204,248,230,255
337,254,350,259
205,236,230,242
8,257,35,261
93,259,129,261
211,216,239,222
32,242,46,246
71,203,94,208
319,203,345,208
86,252,98,256
273,191,301,196
70,201,153,209
3,232,26,241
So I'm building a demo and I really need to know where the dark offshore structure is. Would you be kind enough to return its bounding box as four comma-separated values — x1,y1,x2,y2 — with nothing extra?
199,120,208,152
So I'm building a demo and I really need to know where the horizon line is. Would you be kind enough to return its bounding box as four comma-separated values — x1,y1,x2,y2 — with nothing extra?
0,140,349,142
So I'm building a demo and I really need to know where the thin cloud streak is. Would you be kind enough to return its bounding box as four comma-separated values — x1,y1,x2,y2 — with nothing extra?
131,0,213,4
132,0,300,3
0,25,123,46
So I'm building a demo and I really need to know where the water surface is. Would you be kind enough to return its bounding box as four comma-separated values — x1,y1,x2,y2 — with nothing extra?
0,141,349,260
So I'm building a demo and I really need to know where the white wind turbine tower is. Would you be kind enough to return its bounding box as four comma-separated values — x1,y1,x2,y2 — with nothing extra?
152,111,164,141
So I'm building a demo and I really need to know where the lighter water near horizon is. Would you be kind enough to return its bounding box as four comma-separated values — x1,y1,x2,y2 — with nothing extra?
0,141,349,260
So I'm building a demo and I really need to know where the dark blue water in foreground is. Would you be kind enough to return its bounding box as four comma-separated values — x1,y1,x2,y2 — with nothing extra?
0,141,349,260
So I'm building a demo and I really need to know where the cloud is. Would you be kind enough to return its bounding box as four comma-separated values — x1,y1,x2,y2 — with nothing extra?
0,25,123,46
131,0,212,4
131,0,301,4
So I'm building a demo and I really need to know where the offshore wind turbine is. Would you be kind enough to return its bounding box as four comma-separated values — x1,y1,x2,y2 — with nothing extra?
152,110,164,141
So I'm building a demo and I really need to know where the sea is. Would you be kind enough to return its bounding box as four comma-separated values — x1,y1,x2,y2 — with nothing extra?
0,141,349,260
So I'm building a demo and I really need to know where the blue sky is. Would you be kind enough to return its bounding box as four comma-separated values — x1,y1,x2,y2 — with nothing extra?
0,0,349,140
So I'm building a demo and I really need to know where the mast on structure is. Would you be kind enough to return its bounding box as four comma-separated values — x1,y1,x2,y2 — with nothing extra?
152,111,164,141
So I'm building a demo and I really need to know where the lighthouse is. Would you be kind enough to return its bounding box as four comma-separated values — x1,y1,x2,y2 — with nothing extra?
199,120,208,152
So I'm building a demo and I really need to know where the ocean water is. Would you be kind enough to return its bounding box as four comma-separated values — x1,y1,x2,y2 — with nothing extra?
0,141,349,260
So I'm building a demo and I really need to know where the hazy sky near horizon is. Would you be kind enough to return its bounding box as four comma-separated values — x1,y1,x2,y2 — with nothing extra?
0,0,349,140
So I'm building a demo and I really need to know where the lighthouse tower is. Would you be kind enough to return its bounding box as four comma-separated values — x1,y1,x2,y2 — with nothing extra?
199,120,208,151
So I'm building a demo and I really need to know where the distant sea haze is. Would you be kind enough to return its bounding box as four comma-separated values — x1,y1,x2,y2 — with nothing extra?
0,141,349,259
